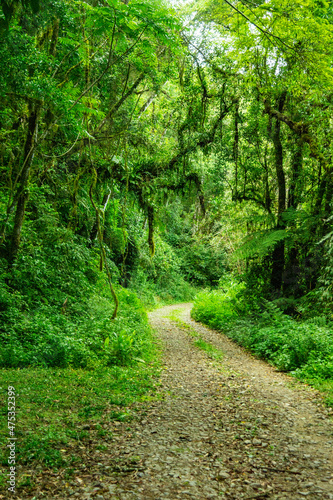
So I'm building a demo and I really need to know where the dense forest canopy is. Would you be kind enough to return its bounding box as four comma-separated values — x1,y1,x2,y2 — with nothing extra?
0,0,333,369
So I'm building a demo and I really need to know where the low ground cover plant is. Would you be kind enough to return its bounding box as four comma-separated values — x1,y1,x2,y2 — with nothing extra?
0,358,161,488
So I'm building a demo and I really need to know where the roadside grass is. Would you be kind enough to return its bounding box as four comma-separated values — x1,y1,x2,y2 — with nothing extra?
164,311,197,335
191,289,333,409
164,309,183,321
296,377,333,408
0,343,161,489
192,338,224,361
165,311,224,362
0,281,164,490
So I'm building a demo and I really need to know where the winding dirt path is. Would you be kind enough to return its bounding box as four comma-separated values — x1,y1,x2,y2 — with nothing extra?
108,303,333,500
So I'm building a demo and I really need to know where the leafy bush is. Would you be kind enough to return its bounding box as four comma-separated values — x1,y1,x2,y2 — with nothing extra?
294,355,333,380
191,281,333,377
191,279,245,327
0,224,153,368
178,239,227,287
0,287,153,368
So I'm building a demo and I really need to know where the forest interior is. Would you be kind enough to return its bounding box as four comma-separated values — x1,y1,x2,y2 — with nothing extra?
0,0,333,498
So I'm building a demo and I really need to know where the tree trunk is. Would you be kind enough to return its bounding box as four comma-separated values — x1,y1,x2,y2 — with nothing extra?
147,205,155,256
283,138,303,296
9,105,39,264
288,138,303,209
324,170,333,218
233,101,239,196
313,169,332,237
270,92,286,294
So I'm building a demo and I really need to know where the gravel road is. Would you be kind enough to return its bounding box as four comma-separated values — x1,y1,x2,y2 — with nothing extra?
108,303,333,500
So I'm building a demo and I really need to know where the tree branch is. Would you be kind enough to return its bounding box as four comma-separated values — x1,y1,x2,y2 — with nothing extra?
222,0,294,50
263,98,327,167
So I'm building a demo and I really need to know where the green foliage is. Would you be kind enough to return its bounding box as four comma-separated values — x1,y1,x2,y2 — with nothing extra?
130,263,197,308
0,0,41,30
0,217,154,368
192,281,333,405
191,279,245,324
178,238,227,287
316,223,333,313
0,288,153,369
193,337,224,361
233,229,287,261
130,232,198,307
294,355,333,381
161,201,228,287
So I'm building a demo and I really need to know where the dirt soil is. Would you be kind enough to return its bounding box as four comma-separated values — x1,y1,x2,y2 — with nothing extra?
8,303,333,499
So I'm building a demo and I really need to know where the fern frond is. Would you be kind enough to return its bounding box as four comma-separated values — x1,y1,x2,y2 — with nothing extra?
231,229,288,261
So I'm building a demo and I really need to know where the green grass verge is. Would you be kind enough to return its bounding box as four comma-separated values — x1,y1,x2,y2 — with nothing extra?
193,338,224,361
0,341,161,490
165,310,224,362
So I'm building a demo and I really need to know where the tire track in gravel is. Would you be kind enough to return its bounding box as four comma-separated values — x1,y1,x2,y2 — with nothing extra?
108,303,333,500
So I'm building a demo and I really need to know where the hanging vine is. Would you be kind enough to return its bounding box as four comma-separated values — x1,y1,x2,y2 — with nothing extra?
120,139,130,281
88,154,119,319
147,204,155,257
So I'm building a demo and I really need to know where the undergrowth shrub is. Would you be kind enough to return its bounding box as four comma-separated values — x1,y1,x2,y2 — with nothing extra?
177,239,227,287
191,280,333,378
191,279,245,327
0,227,153,368
294,355,333,380
0,287,153,369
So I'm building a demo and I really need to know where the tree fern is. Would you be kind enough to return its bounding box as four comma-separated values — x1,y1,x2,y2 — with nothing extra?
231,229,288,261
